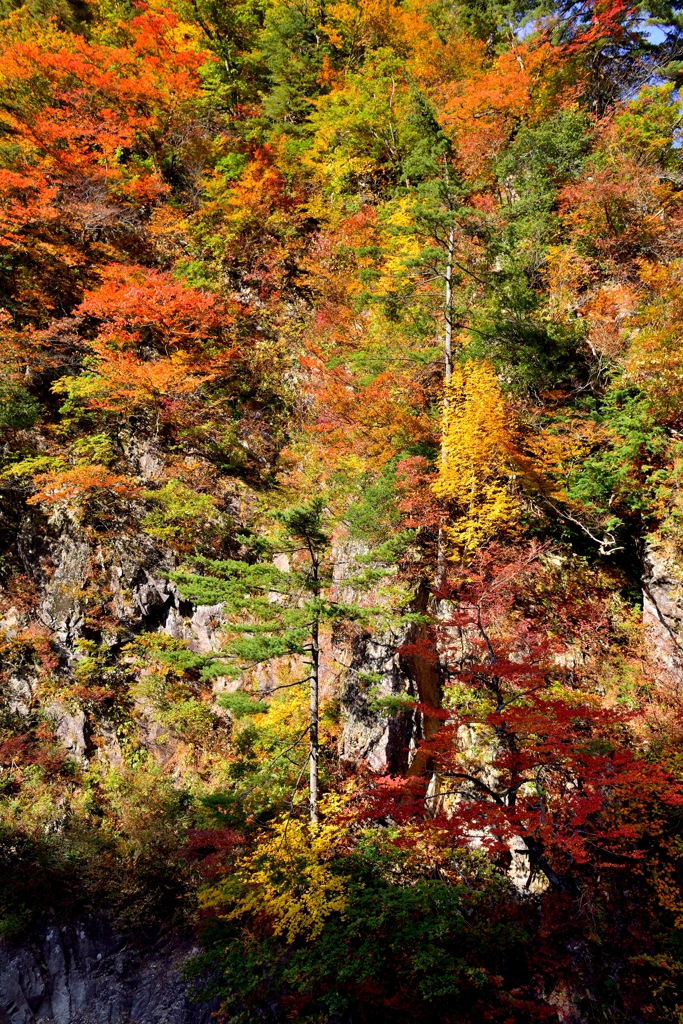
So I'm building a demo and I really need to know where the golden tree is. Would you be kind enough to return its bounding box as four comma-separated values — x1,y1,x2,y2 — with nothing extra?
433,360,520,559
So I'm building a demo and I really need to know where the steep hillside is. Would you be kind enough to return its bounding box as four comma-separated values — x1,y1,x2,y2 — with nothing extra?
2,0,683,1020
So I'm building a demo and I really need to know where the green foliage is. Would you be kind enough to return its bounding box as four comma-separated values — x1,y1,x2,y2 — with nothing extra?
496,107,592,228
162,698,216,742
345,462,404,541
567,388,669,531
614,83,683,164
277,494,329,550
217,691,269,717
455,0,541,45
0,761,195,936
464,274,586,391
187,839,523,1024
70,432,117,466
0,0,91,31
174,0,267,111
367,690,417,715
143,480,226,550
170,497,401,682
309,49,416,192
260,0,332,129
170,552,312,678
0,381,40,431
457,109,592,390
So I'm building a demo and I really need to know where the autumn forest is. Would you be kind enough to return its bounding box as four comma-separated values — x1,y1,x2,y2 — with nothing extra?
2,0,683,1019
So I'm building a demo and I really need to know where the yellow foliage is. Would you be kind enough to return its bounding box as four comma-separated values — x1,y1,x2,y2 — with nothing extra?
433,360,520,557
518,415,601,505
256,682,308,734
624,260,683,421
544,244,594,323
202,811,347,944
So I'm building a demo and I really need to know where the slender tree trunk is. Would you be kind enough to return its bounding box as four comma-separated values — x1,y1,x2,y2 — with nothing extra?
444,223,455,386
309,553,320,824
309,614,319,822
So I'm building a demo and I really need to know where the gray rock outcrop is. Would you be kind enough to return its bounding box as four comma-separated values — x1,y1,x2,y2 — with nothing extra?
0,918,213,1024
642,533,683,676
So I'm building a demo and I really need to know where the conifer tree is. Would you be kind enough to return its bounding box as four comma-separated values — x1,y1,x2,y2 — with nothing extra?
171,497,404,821
396,136,476,386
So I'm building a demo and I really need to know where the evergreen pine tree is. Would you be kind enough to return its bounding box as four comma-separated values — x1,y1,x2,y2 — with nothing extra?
170,497,407,821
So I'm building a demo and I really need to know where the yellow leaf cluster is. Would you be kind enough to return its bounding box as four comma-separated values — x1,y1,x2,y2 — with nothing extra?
210,816,347,944
433,360,520,558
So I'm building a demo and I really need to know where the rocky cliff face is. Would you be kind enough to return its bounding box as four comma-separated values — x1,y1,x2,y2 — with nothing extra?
0,918,214,1024
1,506,423,1023
339,633,418,772
642,533,683,677
1,497,227,1021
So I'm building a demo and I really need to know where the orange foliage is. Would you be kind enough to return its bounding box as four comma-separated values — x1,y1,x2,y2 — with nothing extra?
0,9,205,187
0,7,208,318
559,157,682,264
438,41,567,178
624,261,683,423
72,347,219,414
311,367,433,470
581,281,639,359
327,0,483,90
28,465,140,507
78,264,238,353
300,207,380,316
53,265,243,416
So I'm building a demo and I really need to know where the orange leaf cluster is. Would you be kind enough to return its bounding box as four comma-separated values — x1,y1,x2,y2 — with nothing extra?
28,464,140,507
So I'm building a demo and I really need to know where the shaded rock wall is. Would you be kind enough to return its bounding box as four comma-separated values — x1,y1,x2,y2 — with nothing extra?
339,632,418,773
0,918,213,1024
